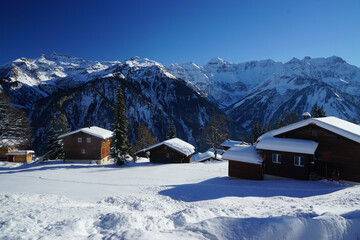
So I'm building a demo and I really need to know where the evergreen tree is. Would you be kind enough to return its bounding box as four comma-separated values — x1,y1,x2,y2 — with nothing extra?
110,86,130,165
250,120,262,144
133,121,157,152
44,113,70,160
283,110,301,125
311,104,326,118
167,120,176,139
0,92,31,148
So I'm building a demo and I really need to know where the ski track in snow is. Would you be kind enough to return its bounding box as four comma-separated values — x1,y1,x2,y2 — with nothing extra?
0,160,360,239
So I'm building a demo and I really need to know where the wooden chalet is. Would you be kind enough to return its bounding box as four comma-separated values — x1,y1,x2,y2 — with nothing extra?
222,145,263,180
6,150,34,163
1,139,34,163
58,126,113,164
256,116,360,182
140,138,195,164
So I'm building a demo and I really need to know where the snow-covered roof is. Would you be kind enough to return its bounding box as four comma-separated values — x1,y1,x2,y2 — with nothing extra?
58,126,113,140
222,145,263,165
144,138,195,157
258,116,360,144
192,149,222,162
6,150,35,155
256,137,319,154
220,140,248,148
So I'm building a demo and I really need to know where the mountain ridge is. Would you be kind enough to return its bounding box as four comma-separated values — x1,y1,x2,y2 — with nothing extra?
1,53,360,152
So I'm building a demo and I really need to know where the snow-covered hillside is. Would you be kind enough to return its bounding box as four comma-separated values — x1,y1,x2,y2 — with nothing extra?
0,54,221,152
0,160,359,239
226,57,360,128
168,57,283,108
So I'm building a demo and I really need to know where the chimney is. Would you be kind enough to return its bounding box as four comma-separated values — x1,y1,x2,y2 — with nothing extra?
302,112,311,120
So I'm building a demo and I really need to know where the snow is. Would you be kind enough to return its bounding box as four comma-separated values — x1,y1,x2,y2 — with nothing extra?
58,126,113,140
144,138,195,156
220,139,248,148
192,149,222,162
258,116,360,144
5,150,35,155
0,160,359,239
222,145,263,165
256,137,319,155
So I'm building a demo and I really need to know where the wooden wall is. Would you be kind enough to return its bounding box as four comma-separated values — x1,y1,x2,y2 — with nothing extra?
62,132,103,160
262,150,311,180
275,124,360,182
149,145,192,163
228,160,263,180
101,139,111,160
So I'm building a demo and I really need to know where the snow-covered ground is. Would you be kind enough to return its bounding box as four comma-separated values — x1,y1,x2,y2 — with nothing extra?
0,160,359,239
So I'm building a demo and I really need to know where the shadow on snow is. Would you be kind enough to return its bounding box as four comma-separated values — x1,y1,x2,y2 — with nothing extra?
159,177,349,201
0,160,157,174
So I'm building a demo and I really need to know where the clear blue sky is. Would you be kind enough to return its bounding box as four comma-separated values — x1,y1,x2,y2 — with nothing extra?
1,0,360,66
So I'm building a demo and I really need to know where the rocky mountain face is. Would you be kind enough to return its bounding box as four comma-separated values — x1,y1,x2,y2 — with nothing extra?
1,53,360,153
0,53,223,153
168,56,360,129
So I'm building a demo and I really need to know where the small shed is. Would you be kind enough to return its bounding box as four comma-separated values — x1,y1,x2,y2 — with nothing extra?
220,140,249,151
222,145,263,180
192,148,222,162
144,138,195,163
58,126,113,164
6,150,34,163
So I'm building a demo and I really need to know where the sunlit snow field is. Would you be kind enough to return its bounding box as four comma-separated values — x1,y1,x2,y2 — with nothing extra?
0,159,359,239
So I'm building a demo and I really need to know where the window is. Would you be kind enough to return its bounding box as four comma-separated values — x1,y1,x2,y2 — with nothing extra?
81,149,86,154
77,137,82,143
165,153,170,158
87,137,91,143
272,153,282,164
294,156,305,167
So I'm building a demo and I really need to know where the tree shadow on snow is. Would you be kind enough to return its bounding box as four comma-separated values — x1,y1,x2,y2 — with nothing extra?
159,177,349,201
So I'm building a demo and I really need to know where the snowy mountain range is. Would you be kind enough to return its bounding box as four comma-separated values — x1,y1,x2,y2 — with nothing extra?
1,53,360,152
168,56,360,129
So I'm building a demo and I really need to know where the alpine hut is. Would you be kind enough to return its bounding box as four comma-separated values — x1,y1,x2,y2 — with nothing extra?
141,138,195,163
256,116,360,182
58,126,113,164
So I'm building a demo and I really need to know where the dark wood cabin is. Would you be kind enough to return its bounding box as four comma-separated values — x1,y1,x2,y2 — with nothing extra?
228,160,263,180
260,150,313,180
257,117,360,183
275,124,360,182
223,145,263,180
58,126,113,164
144,138,195,164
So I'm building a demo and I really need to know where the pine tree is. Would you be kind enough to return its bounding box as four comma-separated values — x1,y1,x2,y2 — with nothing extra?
0,92,31,148
311,104,326,118
110,86,130,165
167,120,176,139
133,121,157,152
44,113,70,160
250,120,262,144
